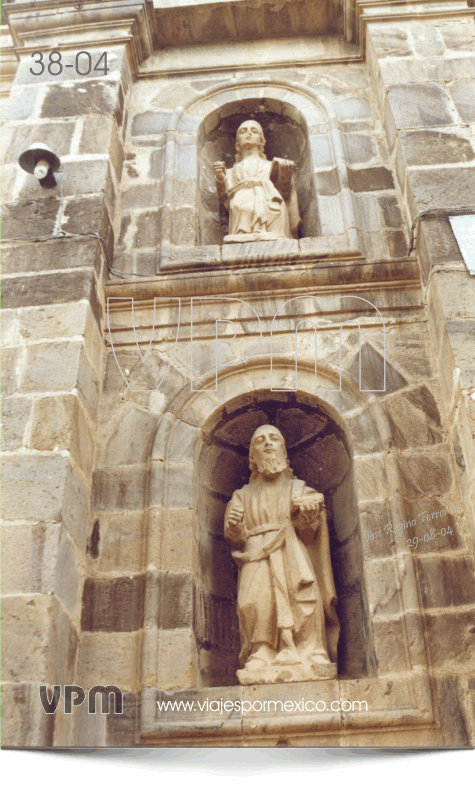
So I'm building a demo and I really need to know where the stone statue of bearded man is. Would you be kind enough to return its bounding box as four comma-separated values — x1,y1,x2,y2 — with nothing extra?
224,425,339,685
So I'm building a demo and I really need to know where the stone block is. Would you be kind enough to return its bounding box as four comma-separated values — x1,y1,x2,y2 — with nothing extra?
356,193,381,232
68,696,107,748
106,691,139,747
433,675,471,746
344,133,378,164
1,454,88,543
399,129,475,166
372,617,409,673
77,346,101,419
197,531,238,600
330,474,358,542
348,341,408,393
384,323,433,381
368,26,413,57
0,165,19,204
1,522,81,616
0,120,75,166
91,511,144,573
79,116,124,180
292,433,350,492
348,166,394,192
408,167,475,213
1,594,78,683
1,309,19,347
387,84,454,129
1,347,22,397
334,98,373,121
2,85,44,121
358,500,394,559
449,80,475,123
335,586,369,680
384,385,443,449
364,559,401,616
81,574,146,632
17,302,89,342
41,79,124,126
20,340,82,392
120,182,161,208
30,393,94,476
441,20,475,52
157,629,197,690
398,451,453,498
3,273,101,336
92,467,148,512
145,571,193,629
345,406,383,455
76,631,140,691
417,556,475,609
61,195,112,253
354,455,387,502
1,682,56,747
333,528,364,589
1,396,32,451
0,237,102,275
100,406,159,467
2,197,60,238
173,206,197,246
134,209,161,248
148,507,193,572
309,135,334,169
131,110,176,136
411,24,445,57
201,445,249,497
315,168,340,196
424,608,475,667
194,586,240,651
386,230,408,258
149,147,165,180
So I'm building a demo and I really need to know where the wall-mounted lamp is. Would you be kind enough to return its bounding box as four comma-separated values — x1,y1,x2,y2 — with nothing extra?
18,142,61,188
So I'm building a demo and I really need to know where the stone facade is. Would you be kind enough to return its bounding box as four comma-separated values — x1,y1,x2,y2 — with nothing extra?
1,0,475,747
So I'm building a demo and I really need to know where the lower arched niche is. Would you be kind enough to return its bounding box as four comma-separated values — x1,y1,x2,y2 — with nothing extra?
194,390,375,687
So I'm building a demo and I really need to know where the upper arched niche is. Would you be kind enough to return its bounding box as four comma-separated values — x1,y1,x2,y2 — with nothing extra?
197,98,320,245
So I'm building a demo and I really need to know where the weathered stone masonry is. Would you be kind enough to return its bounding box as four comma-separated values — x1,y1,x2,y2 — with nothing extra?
1,0,475,747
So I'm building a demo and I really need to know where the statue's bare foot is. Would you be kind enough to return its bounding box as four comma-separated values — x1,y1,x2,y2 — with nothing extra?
309,652,331,666
245,644,274,670
272,648,301,666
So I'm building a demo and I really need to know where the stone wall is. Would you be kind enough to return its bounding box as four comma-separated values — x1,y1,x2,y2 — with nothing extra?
1,0,475,748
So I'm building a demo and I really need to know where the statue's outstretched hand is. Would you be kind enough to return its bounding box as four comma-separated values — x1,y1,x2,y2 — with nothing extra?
273,158,294,182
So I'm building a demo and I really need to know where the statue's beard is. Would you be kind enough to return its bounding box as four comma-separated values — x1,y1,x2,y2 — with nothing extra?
253,450,288,475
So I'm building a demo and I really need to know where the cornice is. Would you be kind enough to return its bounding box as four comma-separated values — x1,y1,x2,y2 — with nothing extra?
355,0,475,47
3,0,156,74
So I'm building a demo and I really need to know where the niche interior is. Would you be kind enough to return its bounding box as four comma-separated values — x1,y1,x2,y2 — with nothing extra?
195,392,374,687
197,98,319,246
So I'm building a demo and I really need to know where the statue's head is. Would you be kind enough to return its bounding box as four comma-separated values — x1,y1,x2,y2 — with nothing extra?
249,425,290,476
235,120,266,162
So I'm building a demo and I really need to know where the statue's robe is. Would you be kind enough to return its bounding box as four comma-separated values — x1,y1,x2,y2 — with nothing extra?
224,469,339,668
222,155,300,239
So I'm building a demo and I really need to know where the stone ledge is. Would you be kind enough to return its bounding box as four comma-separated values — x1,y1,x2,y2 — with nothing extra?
140,670,435,742
160,234,363,273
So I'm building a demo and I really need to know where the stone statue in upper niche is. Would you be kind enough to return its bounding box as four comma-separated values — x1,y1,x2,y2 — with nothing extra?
213,120,301,243
224,424,339,685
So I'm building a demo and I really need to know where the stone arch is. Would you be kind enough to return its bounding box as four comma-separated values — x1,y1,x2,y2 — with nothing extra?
197,97,320,244
150,360,380,687
158,80,360,259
